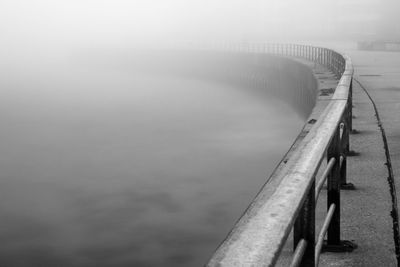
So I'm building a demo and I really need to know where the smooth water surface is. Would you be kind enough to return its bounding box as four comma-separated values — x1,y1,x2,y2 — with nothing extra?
0,56,305,266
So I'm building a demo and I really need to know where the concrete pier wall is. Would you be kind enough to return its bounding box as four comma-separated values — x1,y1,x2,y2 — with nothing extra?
127,50,318,119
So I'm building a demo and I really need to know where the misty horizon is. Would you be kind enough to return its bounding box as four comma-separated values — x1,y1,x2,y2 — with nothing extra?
1,0,400,266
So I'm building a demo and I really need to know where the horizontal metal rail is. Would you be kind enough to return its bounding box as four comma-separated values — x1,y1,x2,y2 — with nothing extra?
290,239,308,267
315,157,336,202
315,204,336,265
206,43,354,267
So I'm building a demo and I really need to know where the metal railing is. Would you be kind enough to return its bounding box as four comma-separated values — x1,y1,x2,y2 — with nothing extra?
206,44,356,267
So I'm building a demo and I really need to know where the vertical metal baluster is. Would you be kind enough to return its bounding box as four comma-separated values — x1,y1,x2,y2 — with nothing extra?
294,182,315,267
323,123,357,252
326,126,341,247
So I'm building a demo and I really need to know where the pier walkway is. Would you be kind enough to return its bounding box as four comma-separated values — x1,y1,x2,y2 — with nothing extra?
318,48,400,266
205,44,400,266
275,49,400,266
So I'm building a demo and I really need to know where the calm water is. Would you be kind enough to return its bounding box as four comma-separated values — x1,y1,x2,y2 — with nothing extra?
0,57,305,266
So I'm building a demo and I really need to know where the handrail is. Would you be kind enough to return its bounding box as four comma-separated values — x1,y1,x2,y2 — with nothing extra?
206,44,355,266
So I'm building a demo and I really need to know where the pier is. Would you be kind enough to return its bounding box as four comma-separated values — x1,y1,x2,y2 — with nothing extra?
203,44,400,266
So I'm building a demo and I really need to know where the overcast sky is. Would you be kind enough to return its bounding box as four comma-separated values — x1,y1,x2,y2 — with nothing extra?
0,0,398,52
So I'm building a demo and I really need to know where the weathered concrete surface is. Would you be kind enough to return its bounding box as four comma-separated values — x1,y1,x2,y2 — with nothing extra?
207,47,400,266
317,48,400,266
207,56,337,267
274,60,340,266
276,47,400,266
348,50,400,199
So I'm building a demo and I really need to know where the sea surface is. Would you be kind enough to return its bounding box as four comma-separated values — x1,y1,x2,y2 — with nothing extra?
0,55,306,266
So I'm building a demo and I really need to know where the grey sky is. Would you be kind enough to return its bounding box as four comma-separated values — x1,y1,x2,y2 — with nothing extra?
0,0,398,50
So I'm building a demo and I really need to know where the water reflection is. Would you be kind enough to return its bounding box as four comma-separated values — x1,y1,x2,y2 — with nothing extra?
0,59,305,266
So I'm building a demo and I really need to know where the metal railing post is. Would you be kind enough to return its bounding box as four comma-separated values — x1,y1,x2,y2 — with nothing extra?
327,50,331,70
293,181,315,267
324,49,328,65
321,48,324,64
326,127,341,246
341,103,356,190
320,48,323,64
323,124,357,252
340,121,348,184
349,78,353,131
310,47,313,61
312,47,315,61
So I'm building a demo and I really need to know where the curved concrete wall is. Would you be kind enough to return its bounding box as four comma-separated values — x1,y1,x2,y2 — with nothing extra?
128,50,318,119
206,45,352,266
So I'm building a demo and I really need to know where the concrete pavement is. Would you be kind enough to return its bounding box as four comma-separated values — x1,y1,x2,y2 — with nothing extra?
277,47,400,266
319,48,400,266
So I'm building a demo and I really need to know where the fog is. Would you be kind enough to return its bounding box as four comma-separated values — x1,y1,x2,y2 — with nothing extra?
1,0,399,266
1,0,399,52
0,59,305,266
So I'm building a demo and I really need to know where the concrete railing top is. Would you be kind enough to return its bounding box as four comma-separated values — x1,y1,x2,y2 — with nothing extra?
203,44,354,266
